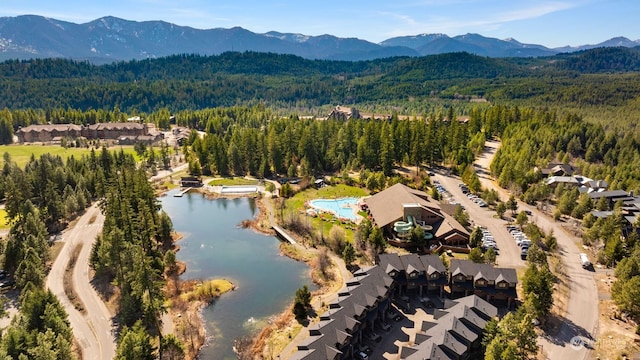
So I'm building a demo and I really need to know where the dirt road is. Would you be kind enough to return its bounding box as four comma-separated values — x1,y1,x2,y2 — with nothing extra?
46,204,115,360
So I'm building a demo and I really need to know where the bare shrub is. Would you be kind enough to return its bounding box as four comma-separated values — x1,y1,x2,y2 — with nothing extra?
315,248,333,279
327,225,346,254
283,213,314,238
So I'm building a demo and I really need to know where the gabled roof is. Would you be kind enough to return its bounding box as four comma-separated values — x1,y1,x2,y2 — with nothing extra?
419,254,447,274
18,124,82,133
291,265,395,359
364,183,439,228
378,253,404,275
449,259,477,278
546,176,579,185
87,122,145,131
449,259,517,286
404,295,497,360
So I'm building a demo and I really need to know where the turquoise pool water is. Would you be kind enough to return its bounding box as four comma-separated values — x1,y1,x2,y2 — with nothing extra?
309,197,360,221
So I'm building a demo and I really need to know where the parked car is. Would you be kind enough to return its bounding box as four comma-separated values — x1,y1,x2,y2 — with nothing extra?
358,344,371,355
0,278,15,289
356,351,369,359
580,253,592,268
521,247,529,260
0,270,6,280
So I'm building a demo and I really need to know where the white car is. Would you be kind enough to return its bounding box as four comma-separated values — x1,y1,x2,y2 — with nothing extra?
580,253,591,268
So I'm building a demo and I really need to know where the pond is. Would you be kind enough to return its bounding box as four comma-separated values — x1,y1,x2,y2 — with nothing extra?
160,190,314,359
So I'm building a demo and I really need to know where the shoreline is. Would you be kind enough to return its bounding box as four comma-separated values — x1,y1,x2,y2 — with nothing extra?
160,183,343,359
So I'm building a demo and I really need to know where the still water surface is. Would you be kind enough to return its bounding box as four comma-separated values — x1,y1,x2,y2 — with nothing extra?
160,190,314,359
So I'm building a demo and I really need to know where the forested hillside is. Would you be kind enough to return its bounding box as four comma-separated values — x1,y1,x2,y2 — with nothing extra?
1,49,639,122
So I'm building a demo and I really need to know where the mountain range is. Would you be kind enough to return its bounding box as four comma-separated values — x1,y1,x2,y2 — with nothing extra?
0,15,639,63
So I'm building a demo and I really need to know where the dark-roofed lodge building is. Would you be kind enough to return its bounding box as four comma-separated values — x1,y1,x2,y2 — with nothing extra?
400,295,498,360
289,254,515,360
449,259,518,308
377,253,448,298
290,265,395,360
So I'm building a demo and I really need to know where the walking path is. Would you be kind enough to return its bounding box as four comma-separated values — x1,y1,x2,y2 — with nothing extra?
262,195,352,359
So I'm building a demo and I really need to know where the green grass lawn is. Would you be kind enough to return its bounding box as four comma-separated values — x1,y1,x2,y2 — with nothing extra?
282,184,369,243
208,177,260,186
0,144,138,168
286,184,369,212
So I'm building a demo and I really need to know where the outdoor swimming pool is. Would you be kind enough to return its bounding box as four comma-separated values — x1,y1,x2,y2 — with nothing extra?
309,197,360,222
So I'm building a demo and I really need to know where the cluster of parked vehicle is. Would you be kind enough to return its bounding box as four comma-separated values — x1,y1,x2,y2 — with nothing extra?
459,184,487,207
434,182,459,206
479,227,499,253
506,225,532,259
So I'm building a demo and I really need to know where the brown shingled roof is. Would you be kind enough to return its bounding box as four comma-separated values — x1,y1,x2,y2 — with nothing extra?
364,183,439,228
17,124,82,133
87,122,145,130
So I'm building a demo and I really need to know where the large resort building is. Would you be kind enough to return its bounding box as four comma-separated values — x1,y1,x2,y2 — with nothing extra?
15,122,161,144
364,183,470,248
290,254,515,360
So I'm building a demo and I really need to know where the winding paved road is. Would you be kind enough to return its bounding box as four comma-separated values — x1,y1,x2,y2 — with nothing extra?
46,204,115,360
470,140,598,359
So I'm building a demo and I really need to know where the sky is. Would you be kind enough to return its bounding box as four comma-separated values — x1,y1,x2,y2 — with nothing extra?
1,0,638,48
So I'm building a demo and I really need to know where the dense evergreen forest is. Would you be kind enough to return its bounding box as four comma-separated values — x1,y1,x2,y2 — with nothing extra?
0,49,640,131
0,47,639,356
0,150,175,358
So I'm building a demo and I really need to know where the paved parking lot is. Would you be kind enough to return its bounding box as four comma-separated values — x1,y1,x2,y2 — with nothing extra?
433,172,525,269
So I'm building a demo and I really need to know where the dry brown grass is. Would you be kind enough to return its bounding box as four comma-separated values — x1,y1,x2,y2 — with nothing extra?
542,253,570,334
63,243,85,314
163,259,235,360
593,273,640,359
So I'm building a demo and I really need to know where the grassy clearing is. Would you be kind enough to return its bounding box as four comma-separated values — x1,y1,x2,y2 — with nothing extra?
286,184,368,213
208,177,260,186
0,144,137,168
179,279,235,302
280,184,368,244
0,209,9,230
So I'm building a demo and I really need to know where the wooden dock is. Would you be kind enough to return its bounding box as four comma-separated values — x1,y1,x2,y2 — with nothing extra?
173,187,193,197
272,225,298,245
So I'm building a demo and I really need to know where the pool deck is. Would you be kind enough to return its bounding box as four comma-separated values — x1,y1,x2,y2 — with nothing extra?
308,197,363,223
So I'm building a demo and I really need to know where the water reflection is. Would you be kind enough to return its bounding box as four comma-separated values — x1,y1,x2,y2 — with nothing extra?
160,190,314,359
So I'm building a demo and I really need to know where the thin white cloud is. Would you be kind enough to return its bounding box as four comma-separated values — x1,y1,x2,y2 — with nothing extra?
380,1,579,39
0,8,96,23
495,1,577,23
